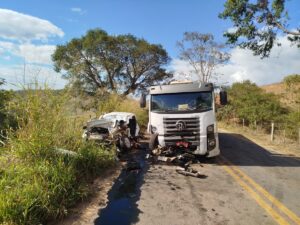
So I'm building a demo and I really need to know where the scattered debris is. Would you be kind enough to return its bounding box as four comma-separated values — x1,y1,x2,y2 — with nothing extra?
157,156,177,162
82,112,141,154
176,167,207,178
149,146,207,179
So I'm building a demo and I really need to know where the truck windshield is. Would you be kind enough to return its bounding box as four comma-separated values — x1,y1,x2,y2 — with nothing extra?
151,92,212,113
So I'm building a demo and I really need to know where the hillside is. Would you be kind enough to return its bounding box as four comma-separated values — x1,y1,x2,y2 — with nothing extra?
261,82,299,110
261,82,286,95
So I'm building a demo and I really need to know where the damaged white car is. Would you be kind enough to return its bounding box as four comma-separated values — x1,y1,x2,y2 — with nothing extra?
82,112,140,152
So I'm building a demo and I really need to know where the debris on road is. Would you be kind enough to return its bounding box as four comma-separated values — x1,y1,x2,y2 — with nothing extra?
176,167,207,178
149,146,207,179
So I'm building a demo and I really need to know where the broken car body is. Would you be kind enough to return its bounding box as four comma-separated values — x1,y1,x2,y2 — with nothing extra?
82,112,140,151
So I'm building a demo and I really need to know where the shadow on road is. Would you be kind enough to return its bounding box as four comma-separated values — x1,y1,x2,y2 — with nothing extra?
94,142,149,225
218,132,300,167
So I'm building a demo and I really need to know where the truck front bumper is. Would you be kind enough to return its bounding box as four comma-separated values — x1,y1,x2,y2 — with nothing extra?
157,133,220,157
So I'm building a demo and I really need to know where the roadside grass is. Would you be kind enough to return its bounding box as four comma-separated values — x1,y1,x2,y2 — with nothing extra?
0,86,115,225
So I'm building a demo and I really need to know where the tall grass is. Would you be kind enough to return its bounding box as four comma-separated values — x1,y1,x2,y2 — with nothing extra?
0,85,115,225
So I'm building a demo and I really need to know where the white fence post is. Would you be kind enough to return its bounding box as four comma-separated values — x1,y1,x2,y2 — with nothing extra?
243,118,245,129
270,122,274,142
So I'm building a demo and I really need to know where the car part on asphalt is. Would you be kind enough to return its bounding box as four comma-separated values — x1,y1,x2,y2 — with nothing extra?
149,145,207,179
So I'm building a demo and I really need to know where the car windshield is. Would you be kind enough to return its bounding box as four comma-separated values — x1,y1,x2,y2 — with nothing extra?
151,92,212,113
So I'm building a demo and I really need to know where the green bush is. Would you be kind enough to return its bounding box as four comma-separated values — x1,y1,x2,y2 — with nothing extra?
0,85,115,225
284,111,300,140
221,80,285,125
217,80,300,141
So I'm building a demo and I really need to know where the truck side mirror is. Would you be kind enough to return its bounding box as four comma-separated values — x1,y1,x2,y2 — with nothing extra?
220,91,228,105
140,93,146,108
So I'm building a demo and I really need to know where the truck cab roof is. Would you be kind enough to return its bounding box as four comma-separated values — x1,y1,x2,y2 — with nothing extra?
149,82,214,95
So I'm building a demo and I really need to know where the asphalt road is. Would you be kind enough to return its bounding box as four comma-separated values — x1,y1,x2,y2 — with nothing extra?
132,132,300,225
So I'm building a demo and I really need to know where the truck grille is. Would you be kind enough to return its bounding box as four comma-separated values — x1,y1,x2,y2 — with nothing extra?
163,117,200,146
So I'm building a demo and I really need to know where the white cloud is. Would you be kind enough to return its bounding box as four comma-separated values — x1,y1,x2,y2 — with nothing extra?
0,41,56,65
0,8,64,41
226,27,238,34
19,44,56,65
70,7,86,15
0,41,15,51
170,59,194,79
218,37,300,85
0,65,67,90
3,55,11,60
71,7,82,12
171,36,300,85
0,9,65,89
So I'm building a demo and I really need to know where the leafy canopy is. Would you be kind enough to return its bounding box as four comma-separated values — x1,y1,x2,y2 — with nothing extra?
52,29,172,95
219,0,300,58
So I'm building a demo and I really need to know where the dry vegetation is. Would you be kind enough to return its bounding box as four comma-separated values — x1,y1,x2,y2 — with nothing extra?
261,82,300,110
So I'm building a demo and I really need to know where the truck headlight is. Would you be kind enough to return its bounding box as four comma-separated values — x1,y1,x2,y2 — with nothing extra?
207,124,215,150
207,124,214,134
151,125,157,133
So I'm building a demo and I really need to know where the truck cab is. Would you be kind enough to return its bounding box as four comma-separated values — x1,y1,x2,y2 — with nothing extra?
140,81,227,157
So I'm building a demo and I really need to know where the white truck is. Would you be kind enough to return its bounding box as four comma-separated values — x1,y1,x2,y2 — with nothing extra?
140,81,227,157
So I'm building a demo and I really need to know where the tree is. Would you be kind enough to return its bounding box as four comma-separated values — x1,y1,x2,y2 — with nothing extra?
118,34,172,95
52,29,171,95
177,32,230,83
219,0,300,58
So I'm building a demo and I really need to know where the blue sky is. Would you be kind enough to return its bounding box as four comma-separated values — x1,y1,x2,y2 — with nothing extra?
0,0,231,57
0,0,299,89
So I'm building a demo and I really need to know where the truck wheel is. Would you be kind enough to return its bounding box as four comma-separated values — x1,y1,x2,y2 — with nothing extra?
149,134,158,150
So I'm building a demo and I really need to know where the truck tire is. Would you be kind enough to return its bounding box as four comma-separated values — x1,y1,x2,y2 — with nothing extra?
149,134,158,150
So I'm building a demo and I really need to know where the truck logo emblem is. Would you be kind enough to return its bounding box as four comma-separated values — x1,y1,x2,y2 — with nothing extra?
176,120,186,131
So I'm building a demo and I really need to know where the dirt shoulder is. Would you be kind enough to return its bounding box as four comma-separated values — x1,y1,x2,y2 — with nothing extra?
218,123,300,157
54,165,122,225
